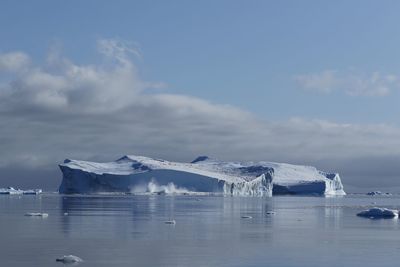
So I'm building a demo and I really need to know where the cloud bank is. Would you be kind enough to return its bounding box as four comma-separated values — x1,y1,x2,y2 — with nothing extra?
1,39,400,189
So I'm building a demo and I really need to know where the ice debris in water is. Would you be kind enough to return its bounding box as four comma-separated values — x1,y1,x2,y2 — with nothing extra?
25,212,48,217
241,215,253,219
366,191,392,196
0,187,42,195
164,220,176,225
56,255,83,263
147,180,190,195
357,207,398,218
266,211,275,215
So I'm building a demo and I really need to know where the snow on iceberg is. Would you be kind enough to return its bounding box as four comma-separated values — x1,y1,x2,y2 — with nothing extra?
357,207,398,218
58,155,345,196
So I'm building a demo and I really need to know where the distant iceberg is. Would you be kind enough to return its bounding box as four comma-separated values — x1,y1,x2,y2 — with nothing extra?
357,207,398,218
25,212,48,217
0,187,42,195
58,155,345,196
56,255,83,263
366,191,392,196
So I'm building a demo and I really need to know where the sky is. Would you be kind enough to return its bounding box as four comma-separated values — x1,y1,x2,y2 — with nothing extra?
1,0,400,191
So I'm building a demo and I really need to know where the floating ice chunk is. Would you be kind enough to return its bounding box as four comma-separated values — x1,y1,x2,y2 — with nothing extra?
266,211,275,215
0,187,23,195
241,215,253,219
357,207,398,218
0,187,42,195
56,255,83,263
23,189,42,195
164,220,176,225
366,191,392,196
25,212,48,217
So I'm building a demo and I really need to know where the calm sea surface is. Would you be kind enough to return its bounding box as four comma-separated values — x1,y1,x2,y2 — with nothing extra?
1,194,400,267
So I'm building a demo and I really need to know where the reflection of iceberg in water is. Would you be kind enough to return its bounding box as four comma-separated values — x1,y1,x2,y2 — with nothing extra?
59,195,277,241
59,195,185,237
56,194,362,267
59,195,347,243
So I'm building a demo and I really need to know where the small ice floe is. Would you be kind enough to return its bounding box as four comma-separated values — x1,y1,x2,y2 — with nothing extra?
0,187,23,195
0,187,42,195
25,212,48,217
357,207,398,219
56,255,83,264
241,215,253,219
23,189,42,195
266,211,275,215
164,220,176,225
367,191,392,196
63,212,69,216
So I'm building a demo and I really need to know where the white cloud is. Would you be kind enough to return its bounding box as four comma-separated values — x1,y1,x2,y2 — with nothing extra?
97,38,142,64
0,51,30,72
294,70,337,93
294,70,399,96
0,40,151,113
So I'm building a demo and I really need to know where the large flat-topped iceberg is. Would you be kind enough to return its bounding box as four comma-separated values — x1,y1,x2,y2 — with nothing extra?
58,155,345,196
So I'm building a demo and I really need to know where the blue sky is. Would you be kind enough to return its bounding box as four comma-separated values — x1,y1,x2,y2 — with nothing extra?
2,0,400,123
1,1,400,190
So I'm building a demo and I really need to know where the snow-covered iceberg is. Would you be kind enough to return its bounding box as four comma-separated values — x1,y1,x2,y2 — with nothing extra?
58,155,345,196
59,155,273,196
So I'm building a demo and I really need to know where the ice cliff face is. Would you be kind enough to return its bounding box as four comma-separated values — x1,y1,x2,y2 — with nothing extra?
58,155,345,196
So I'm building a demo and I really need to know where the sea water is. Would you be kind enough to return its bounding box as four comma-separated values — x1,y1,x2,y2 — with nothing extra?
1,194,400,267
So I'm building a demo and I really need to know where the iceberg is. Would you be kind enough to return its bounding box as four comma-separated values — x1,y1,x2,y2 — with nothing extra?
0,187,42,195
58,155,345,196
56,255,83,263
366,191,392,196
0,187,23,195
25,212,49,217
23,189,43,195
59,155,273,196
357,207,398,218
